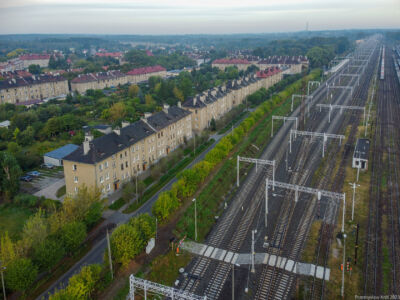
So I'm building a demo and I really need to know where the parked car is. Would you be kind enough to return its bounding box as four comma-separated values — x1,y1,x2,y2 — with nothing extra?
41,163,54,169
20,175,33,182
27,171,41,177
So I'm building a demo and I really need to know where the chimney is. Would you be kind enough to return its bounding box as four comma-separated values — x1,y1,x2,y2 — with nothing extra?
177,101,181,108
193,97,197,106
83,131,93,155
113,127,121,135
121,121,130,128
163,104,169,114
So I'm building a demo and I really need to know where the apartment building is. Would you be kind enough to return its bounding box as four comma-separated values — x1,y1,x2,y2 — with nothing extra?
70,66,168,94
212,59,253,71
126,65,167,84
70,70,128,94
19,54,51,69
257,56,309,74
0,73,69,105
183,67,282,132
63,104,192,196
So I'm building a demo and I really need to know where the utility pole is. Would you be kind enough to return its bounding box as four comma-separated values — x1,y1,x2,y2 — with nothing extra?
349,182,360,221
135,175,138,202
192,198,197,241
251,230,256,273
265,178,269,228
106,229,113,280
155,217,158,242
341,233,347,298
0,260,6,300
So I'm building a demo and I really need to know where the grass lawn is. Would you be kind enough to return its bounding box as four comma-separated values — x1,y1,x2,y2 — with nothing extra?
0,204,35,240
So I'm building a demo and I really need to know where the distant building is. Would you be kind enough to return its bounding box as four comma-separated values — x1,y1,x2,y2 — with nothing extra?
19,54,51,69
352,138,370,170
183,67,282,132
126,65,167,84
70,70,128,94
0,74,69,105
212,59,252,71
44,144,80,167
257,56,309,74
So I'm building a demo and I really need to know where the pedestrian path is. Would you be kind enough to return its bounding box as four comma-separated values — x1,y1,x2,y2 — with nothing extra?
181,241,330,280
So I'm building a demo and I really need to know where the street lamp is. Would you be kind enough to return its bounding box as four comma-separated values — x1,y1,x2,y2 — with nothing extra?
192,198,197,241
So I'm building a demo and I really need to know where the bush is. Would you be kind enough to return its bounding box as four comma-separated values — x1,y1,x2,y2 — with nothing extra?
13,193,39,208
33,236,65,272
5,258,37,292
59,221,86,254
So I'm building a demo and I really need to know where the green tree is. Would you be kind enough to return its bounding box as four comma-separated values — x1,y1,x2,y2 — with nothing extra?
5,258,37,292
145,94,156,107
0,151,22,200
33,237,65,272
108,102,126,122
0,232,17,267
128,84,140,98
173,86,184,102
28,64,41,74
110,224,143,267
152,191,179,221
66,264,102,299
59,222,86,254
21,209,49,251
84,202,103,229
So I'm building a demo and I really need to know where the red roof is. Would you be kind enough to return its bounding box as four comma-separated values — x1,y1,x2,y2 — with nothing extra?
19,54,50,60
146,50,154,57
126,65,166,76
256,66,281,78
95,52,123,58
213,59,250,65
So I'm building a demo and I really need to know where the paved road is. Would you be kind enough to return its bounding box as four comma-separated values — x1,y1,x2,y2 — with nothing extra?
37,112,249,299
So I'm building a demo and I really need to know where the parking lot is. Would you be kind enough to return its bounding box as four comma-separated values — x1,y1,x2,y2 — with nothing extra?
20,167,65,197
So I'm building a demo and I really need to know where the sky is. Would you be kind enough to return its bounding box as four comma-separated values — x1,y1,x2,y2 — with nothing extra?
0,0,399,34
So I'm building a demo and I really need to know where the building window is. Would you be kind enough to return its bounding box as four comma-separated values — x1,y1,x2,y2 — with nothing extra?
125,161,128,168
99,164,103,171
125,151,127,157
120,154,122,159
105,161,109,168
107,183,111,191
74,176,78,183
74,187,79,193
100,176,104,183
72,164,77,171
121,164,124,170
106,172,109,180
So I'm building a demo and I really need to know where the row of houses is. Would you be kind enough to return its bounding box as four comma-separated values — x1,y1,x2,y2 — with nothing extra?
62,67,283,196
70,65,167,94
0,54,51,72
183,66,282,131
212,56,309,74
0,65,168,105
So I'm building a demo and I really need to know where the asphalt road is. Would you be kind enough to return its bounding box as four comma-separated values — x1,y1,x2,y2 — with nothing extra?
37,112,249,299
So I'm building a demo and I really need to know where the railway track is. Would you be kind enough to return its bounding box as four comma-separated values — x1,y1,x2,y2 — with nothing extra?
178,38,379,300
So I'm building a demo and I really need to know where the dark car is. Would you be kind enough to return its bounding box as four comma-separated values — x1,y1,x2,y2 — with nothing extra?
20,175,33,182
41,163,54,169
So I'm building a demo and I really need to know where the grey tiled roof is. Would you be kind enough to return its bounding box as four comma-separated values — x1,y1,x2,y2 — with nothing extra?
64,106,190,164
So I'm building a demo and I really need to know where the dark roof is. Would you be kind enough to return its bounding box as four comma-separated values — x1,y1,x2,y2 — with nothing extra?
354,138,370,160
64,106,190,164
182,96,206,109
45,144,79,160
146,106,191,131
258,56,308,65
0,74,67,90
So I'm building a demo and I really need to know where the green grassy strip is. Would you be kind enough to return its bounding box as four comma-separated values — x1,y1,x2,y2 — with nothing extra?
123,139,215,213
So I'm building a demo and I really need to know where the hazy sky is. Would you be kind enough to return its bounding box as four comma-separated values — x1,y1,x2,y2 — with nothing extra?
0,0,399,34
